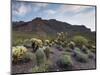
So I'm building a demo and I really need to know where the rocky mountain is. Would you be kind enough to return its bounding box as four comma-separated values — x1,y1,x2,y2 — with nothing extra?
12,17,96,40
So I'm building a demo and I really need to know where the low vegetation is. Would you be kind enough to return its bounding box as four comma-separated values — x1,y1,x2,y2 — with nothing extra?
74,47,88,63
73,36,88,48
12,32,96,73
35,47,46,66
57,54,73,70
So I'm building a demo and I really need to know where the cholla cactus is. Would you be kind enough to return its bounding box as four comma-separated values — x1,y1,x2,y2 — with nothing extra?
36,39,43,48
57,32,66,41
44,40,50,46
68,41,75,49
35,47,46,66
50,41,55,46
91,45,96,49
12,46,27,63
44,46,51,60
55,32,67,47
30,38,37,42
30,38,43,48
30,38,43,52
54,40,58,44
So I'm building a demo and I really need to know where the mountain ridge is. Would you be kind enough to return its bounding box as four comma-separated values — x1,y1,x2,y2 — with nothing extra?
12,17,95,40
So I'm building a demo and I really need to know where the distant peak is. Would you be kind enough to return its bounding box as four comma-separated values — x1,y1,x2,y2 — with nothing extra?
33,17,42,21
49,19,56,21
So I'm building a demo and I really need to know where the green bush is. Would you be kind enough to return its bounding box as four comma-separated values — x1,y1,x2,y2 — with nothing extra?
73,36,88,48
35,48,46,66
74,48,88,63
57,55,73,69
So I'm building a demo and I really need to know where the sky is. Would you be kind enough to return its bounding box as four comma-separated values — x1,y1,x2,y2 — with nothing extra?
12,1,96,31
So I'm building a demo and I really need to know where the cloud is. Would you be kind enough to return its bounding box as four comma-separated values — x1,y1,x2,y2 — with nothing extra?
56,5,93,15
34,3,49,8
42,4,95,31
71,9,95,31
32,3,49,12
12,2,95,31
44,9,56,15
54,8,95,31
12,2,31,16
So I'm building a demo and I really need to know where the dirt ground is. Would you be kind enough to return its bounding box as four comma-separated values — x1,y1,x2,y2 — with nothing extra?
12,46,96,74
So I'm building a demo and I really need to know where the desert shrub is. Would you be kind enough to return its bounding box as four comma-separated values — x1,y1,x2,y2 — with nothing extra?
57,55,73,69
87,51,94,59
68,41,75,49
87,40,96,49
61,41,68,48
81,45,94,59
23,52,35,62
62,51,73,57
44,46,51,60
81,45,89,54
56,45,64,51
33,57,53,72
88,45,96,53
65,47,73,52
90,49,96,53
35,48,46,66
32,64,49,73
12,46,28,63
23,39,30,45
80,45,94,59
73,36,88,48
13,39,24,46
74,47,88,63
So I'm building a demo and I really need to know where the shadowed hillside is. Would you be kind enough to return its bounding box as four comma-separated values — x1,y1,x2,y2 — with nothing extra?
12,17,96,41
